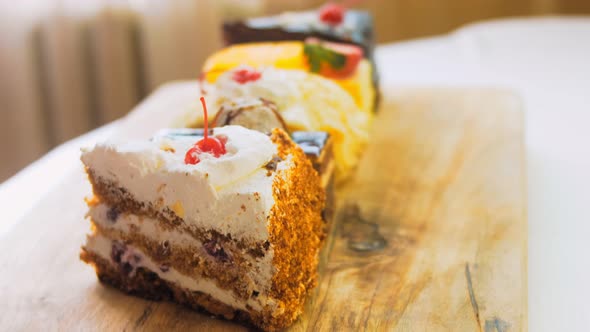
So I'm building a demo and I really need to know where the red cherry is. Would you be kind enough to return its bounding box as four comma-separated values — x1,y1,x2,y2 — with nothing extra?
232,69,262,84
215,134,228,145
184,146,201,164
196,136,226,157
184,97,227,165
319,3,345,26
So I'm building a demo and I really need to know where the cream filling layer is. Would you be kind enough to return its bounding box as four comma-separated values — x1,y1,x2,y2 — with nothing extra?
86,234,277,312
89,203,276,289
81,127,294,242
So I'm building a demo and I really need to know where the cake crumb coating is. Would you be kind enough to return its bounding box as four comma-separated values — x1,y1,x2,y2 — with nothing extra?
264,128,326,330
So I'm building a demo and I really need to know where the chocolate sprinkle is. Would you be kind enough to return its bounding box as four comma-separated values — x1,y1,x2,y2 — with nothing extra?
264,154,283,173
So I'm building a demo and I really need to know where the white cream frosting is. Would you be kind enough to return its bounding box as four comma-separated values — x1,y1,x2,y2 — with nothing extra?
90,203,198,247
87,125,275,189
89,202,276,291
85,234,276,312
205,67,370,177
82,125,289,242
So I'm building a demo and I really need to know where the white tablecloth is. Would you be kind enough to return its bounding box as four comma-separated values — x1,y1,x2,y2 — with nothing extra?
1,17,589,331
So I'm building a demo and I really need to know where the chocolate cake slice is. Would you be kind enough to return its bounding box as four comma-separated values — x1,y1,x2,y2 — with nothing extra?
223,7,375,63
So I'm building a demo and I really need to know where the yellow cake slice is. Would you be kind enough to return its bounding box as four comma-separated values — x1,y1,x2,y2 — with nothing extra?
202,67,370,181
202,41,375,115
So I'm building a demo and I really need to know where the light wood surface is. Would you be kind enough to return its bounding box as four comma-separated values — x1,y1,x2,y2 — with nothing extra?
0,87,527,331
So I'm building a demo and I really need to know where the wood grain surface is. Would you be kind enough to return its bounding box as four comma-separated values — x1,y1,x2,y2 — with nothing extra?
0,87,527,331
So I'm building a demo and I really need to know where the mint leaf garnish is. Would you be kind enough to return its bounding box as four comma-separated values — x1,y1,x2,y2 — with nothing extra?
303,43,346,73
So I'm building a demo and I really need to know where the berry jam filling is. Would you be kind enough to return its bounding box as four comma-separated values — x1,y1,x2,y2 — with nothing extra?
110,241,126,264
203,238,231,263
110,241,142,277
106,206,120,223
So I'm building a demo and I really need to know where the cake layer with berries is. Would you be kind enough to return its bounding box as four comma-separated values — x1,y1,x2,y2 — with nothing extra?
80,125,325,331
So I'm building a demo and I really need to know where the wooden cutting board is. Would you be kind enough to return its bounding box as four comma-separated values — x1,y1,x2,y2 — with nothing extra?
0,87,527,331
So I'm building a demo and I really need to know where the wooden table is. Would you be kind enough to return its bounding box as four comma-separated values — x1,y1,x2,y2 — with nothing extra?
0,86,527,331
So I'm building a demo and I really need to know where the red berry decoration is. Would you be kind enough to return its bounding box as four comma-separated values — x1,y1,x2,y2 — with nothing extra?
303,38,363,79
215,134,228,145
195,136,226,157
319,2,345,26
184,146,201,165
232,68,262,84
184,97,227,165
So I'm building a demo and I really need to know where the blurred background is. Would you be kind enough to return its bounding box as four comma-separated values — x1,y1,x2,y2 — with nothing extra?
1,0,589,182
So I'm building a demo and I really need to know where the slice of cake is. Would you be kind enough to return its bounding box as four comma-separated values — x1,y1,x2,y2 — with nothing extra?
208,97,334,190
203,66,370,181
80,118,325,330
222,2,379,107
154,126,336,233
202,40,376,115
222,4,375,51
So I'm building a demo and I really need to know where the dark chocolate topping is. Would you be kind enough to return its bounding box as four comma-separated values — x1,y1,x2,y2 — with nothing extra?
264,154,283,172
